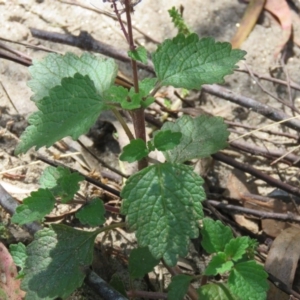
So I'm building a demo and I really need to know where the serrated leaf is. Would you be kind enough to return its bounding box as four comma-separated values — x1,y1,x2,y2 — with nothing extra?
28,52,117,102
228,261,268,300
75,198,105,226
104,85,128,107
12,189,56,225
16,73,105,154
160,115,229,163
121,162,205,266
39,166,61,189
128,46,148,63
153,130,182,151
152,33,246,89
198,283,238,300
22,225,97,300
224,236,250,262
40,166,83,203
129,247,160,279
120,139,149,162
167,274,192,300
9,243,27,277
105,78,156,109
205,252,233,275
201,218,233,254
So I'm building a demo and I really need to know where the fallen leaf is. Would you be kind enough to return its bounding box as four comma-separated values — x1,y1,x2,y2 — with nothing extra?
264,0,292,55
265,227,300,293
0,242,25,299
231,0,266,49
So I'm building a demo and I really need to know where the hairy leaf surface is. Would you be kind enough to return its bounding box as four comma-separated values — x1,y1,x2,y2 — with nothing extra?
153,33,246,89
12,189,56,225
201,218,233,254
160,115,229,163
16,74,105,154
28,52,117,102
22,225,97,300
228,261,268,300
121,162,205,266
198,283,238,300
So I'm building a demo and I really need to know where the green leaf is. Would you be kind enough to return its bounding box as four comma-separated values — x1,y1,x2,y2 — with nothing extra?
167,274,192,300
121,162,205,266
224,236,250,262
201,218,233,254
12,189,56,225
168,7,191,36
160,115,229,163
75,198,105,226
204,252,233,276
9,243,27,277
22,225,97,300
128,46,148,63
40,166,83,203
198,283,238,300
228,261,269,300
139,78,157,108
105,78,156,110
120,139,149,162
152,33,246,89
28,52,117,102
16,73,106,154
153,130,182,151
129,247,160,279
104,85,129,107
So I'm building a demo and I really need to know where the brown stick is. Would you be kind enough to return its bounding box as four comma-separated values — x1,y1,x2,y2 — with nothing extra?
202,84,300,132
29,28,155,74
212,152,300,198
207,200,300,222
229,140,300,167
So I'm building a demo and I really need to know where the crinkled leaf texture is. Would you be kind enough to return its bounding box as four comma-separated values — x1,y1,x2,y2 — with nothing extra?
129,247,160,279
40,166,83,203
204,252,233,276
105,78,156,110
201,218,233,254
160,115,229,163
128,46,147,63
75,198,105,226
9,243,27,277
119,138,149,162
224,236,251,262
152,33,246,89
12,189,56,225
28,52,117,102
228,261,269,300
153,130,182,151
16,73,106,154
121,162,205,266
167,274,192,300
22,225,97,300
198,283,238,300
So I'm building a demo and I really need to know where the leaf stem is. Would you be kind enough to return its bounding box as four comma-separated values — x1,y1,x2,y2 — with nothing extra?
112,108,135,140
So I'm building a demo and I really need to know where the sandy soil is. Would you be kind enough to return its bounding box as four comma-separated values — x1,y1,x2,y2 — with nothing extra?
1,0,300,299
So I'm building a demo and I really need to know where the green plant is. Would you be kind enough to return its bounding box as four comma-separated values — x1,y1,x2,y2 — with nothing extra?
10,2,268,299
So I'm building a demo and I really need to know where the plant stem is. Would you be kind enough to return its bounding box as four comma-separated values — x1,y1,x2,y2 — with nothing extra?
123,0,148,170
